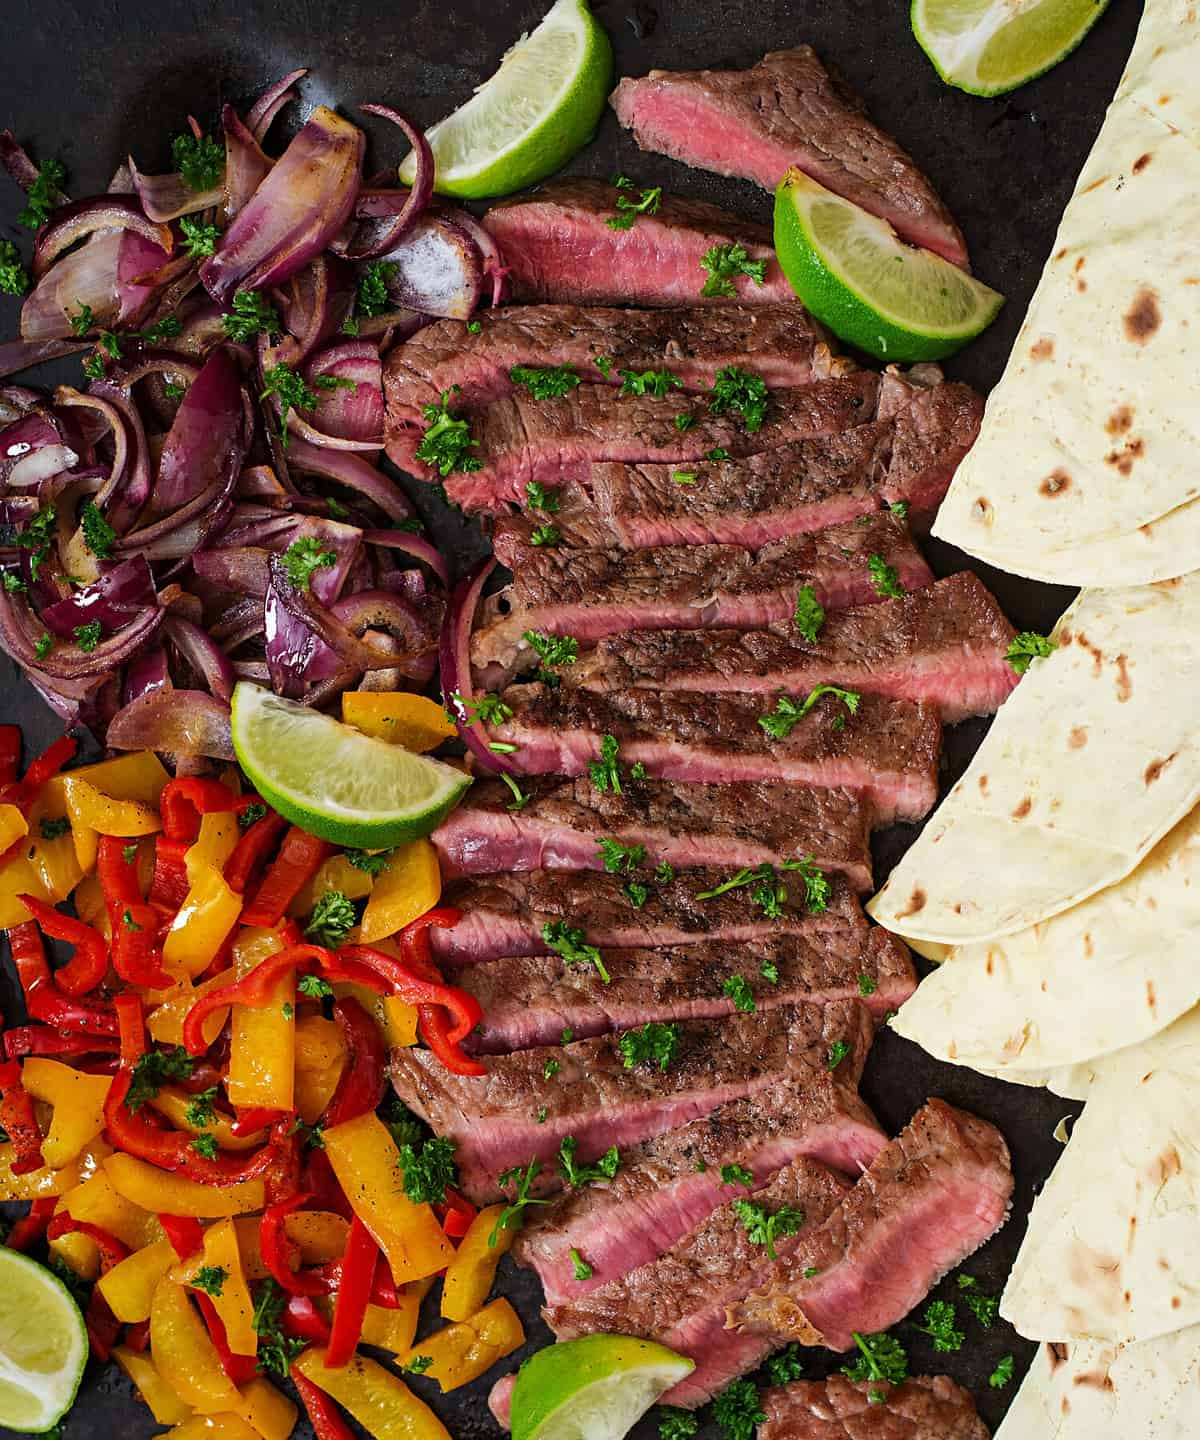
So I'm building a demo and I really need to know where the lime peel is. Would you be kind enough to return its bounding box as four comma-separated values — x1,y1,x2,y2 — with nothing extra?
0,1249,88,1433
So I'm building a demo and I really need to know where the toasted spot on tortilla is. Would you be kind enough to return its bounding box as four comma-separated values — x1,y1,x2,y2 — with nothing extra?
1076,277,1088,293
1105,437,1145,475
1074,1368,1115,1391
1105,405,1134,435
1040,467,1072,496
897,886,926,918
1068,726,1088,749
1152,1144,1182,1185
1123,288,1162,342
978,773,989,794
1115,653,1133,701
971,496,992,523
1080,175,1109,195
1012,796,1033,819
1047,1343,1068,1371
1133,151,1153,173
1029,335,1054,360
1147,979,1157,1013
1083,931,1094,957
1173,1295,1183,1308
1145,753,1175,784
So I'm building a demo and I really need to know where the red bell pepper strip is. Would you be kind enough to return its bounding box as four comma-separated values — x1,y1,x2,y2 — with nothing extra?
3,1026,119,1059
16,894,109,997
46,1215,131,1272
0,727,20,786
149,835,191,913
0,1058,44,1175
324,1213,377,1368
342,933,480,1047
260,1192,324,1297
97,836,173,989
124,1319,151,1353
0,733,76,814
300,1148,351,1220
158,1213,205,1261
392,912,487,1076
282,1294,331,1345
223,810,287,896
439,1187,478,1241
310,1255,398,1310
5,1197,56,1252
8,921,119,1035
294,1369,356,1440
321,998,386,1130
180,944,332,1055
159,776,242,843
231,1106,286,1137
86,1288,121,1363
192,1291,258,1386
240,826,333,928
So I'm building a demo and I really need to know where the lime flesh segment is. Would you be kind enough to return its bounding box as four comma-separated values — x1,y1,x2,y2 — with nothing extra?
230,682,471,850
773,168,1004,363
510,1335,694,1440
398,0,612,199
913,0,1112,96
0,1250,87,1432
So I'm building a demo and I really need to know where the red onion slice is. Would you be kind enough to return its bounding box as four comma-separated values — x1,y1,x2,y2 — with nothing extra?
363,528,449,589
440,556,515,776
285,439,414,524
220,105,272,220
32,196,173,281
436,203,510,308
87,379,152,534
264,255,356,370
0,338,90,380
128,158,223,222
155,347,250,513
377,216,483,320
0,130,65,198
21,230,124,342
163,614,235,701
108,688,234,761
246,69,309,145
340,105,434,261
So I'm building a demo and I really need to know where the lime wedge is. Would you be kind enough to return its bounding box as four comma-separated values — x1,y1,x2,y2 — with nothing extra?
773,168,1004,363
510,1335,694,1440
0,1250,87,1433
912,0,1111,97
398,0,613,199
230,682,470,849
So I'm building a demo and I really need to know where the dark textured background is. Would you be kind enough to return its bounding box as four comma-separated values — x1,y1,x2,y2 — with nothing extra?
0,0,1142,1435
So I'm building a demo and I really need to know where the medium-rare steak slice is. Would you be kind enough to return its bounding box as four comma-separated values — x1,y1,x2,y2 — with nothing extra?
759,1375,991,1440
431,776,874,889
383,302,837,425
391,372,882,510
881,368,984,517
464,929,915,1052
610,48,968,267
490,686,942,825
481,178,796,307
569,572,1019,723
471,516,932,682
546,1160,852,1407
514,1075,886,1306
432,868,867,965
389,1001,874,1203
728,1099,1014,1347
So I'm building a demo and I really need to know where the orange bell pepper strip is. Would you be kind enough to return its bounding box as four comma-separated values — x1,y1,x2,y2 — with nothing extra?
149,1086,264,1153
113,1343,193,1424
236,1377,297,1440
288,855,372,920
356,1285,423,1355
165,1416,260,1440
104,1152,264,1218
0,1136,106,1200
20,1056,111,1167
293,1349,452,1440
96,1236,177,1323
241,827,333,928
176,1217,258,1357
439,1203,514,1323
147,967,235,1051
357,840,441,944
341,691,456,751
59,1168,162,1250
149,1276,243,1414
293,1015,345,1073
0,802,27,853
396,1298,525,1393
163,862,244,982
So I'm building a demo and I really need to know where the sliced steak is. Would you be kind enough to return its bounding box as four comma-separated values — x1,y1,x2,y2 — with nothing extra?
490,686,942,825
432,776,874,889
569,572,1018,723
432,868,867,965
879,369,984,517
514,1075,886,1306
728,1099,1014,1348
759,1376,991,1440
391,372,882,510
481,178,796,307
472,516,933,680
464,929,915,1052
383,302,836,426
610,48,968,266
546,1160,852,1407
389,1001,874,1203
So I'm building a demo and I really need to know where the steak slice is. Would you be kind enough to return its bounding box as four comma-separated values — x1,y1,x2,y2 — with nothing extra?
389,1001,874,1203
481,178,796,307
432,777,874,889
471,516,932,681
390,372,882,510
514,1075,886,1306
382,302,836,426
490,686,942,825
760,1376,991,1440
546,1160,853,1407
432,868,867,965
569,572,1019,723
610,48,968,266
727,1100,1014,1348
463,929,915,1052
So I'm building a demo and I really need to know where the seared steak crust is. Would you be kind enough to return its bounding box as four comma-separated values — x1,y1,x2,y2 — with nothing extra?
759,1376,991,1440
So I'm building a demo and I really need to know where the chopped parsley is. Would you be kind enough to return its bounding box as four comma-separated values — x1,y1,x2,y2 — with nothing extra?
452,690,514,726
139,315,183,345
304,890,357,947
73,620,102,654
827,1039,851,1070
79,501,116,559
561,1028,574,1045
125,1048,197,1113
179,215,220,259
723,975,756,1014
618,1022,679,1073
596,838,645,874
558,1135,620,1189
657,1409,699,1440
529,523,560,547
510,364,581,399
260,364,319,447
606,176,662,231
523,629,578,685
2,573,27,593
543,1058,561,1081
68,302,94,337
697,857,829,917
356,261,398,319
711,1378,766,1440
889,500,910,519
297,974,334,999
0,240,29,296
759,685,861,740
252,1279,306,1377
957,1274,1000,1326
623,880,649,908
700,242,767,299
914,1299,964,1352
618,367,683,398
122,844,138,865
989,1354,1014,1389
82,353,106,381
732,1198,804,1260
239,803,267,829
720,1163,754,1189
466,320,482,334
858,973,878,997
760,957,779,985
382,1099,426,1152
400,1355,434,1375
654,862,675,884
39,817,70,841
569,1248,593,1281
122,909,142,933
414,389,481,477
191,1133,219,1161
222,289,281,343
674,412,696,432
793,585,826,643
173,132,224,192
766,1345,804,1385
33,632,52,660
1005,631,1056,675
190,1265,228,1297
842,1330,909,1404
589,733,637,795
343,849,393,876
281,1002,294,1021
501,774,530,812
282,536,336,592
18,503,57,579
489,1158,549,1246
707,447,730,461
542,920,609,984
185,1087,218,1128
867,553,905,600
708,366,769,433
525,481,561,512
594,355,613,379
17,156,66,229
672,471,697,486
397,1135,457,1206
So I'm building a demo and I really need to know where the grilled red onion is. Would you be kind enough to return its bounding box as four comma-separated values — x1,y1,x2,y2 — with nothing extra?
122,645,170,703
285,439,414,523
299,340,383,446
440,557,515,776
21,230,125,342
436,203,510,307
108,687,234,761
0,130,63,197
40,555,156,638
32,197,173,280
246,69,309,145
128,158,223,222
339,105,434,261
221,105,273,220
265,255,356,369
155,348,249,513
362,528,449,589
163,614,235,701
378,216,483,320
0,338,89,380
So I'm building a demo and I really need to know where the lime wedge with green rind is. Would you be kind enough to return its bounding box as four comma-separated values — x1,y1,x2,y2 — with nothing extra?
0,1249,88,1433
510,1335,694,1440
231,682,470,850
398,0,613,199
773,168,1004,363
912,0,1112,97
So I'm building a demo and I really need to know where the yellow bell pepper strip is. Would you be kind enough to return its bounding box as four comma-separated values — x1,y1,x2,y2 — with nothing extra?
440,1203,515,1322
342,691,456,752
323,1113,454,1286
42,750,170,811
236,1377,297,1440
358,840,441,944
150,1085,265,1153
113,1343,193,1425
330,977,419,1050
357,1286,423,1355
176,1217,258,1357
285,1211,350,1266
151,1276,245,1415
164,863,244,981
0,1139,93,1199
289,855,373,920
166,1417,261,1440
293,1348,452,1440
294,1014,346,1072
294,1057,344,1125
62,774,162,871
0,849,56,927
226,927,296,1111
24,809,84,905
190,812,241,872
396,1298,525,1393
58,1168,162,1249
97,1236,177,1323
104,1153,265,1218
148,968,236,1050
20,1057,111,1167
50,1227,102,1281
0,802,27,852
72,869,109,936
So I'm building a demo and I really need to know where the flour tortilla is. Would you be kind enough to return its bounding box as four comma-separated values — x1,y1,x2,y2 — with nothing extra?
995,1330,1200,1440
932,0,1200,586
1000,1005,1200,1345
869,575,1200,945
889,804,1200,1077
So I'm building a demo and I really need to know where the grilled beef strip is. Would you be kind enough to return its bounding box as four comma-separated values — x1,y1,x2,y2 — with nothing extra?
568,572,1019,723
759,1376,991,1440
463,928,915,1052
727,1100,1014,1347
432,776,875,889
610,47,968,266
388,1001,875,1203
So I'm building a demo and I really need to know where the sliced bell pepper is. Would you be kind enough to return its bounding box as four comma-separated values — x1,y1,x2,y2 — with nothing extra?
330,975,419,1051
0,1136,106,1200
159,777,243,844
292,1369,355,1440
223,811,287,898
1,733,76,814
72,870,109,934
0,803,27,853
236,1377,297,1440
40,750,168,812
165,1416,260,1440
394,913,487,1076
322,1112,454,1287
159,1212,205,1260
150,1276,244,1415
193,1291,258,1386
149,1086,264,1154
293,1015,345,1073
0,1058,44,1175
258,1193,321,1297
6,1195,57,1252
113,1343,193,1425
0,850,56,928
241,827,333,929
295,1059,345,1128
124,1317,151,1351
85,1287,122,1362
283,1294,331,1345
321,998,386,1129
3,1025,118,1060
289,855,372,921
226,928,296,1112
357,1288,422,1355
341,692,456,752
45,1213,129,1272
177,1216,257,1357
293,1349,452,1440
48,1225,101,1279
190,812,241,873
164,863,244,982
440,1204,514,1323
96,1236,176,1322
97,835,173,989
147,967,235,1050
439,1188,477,1242
17,893,110,997
62,775,161,870
104,1153,265,1218
151,835,192,912
358,841,441,944
397,1298,525,1392
20,1057,111,1168
59,1169,162,1250
7,920,119,1034
324,1214,378,1368
285,1210,349,1266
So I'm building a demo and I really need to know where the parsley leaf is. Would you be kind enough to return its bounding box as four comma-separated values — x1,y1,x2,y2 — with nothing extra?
889,499,910,519
39,816,70,841
957,1273,1000,1326
542,920,610,984
657,1409,699,1440
17,156,66,229
304,890,357,947
723,975,756,1014
72,620,102,654
596,837,645,874
674,412,696,432
618,367,682,398
793,585,826,643
489,1157,549,1246
282,535,336,592
67,302,93,337
589,733,633,795
760,957,780,985
672,471,697,486
914,1299,964,1352
342,849,392,877
827,1039,851,1070
79,501,116,559
173,132,224,192
707,447,730,462
700,242,767,299
397,1135,457,1206
989,1354,1014,1389
0,240,29,297
252,1279,306,1377
239,803,267,830
733,1198,805,1260
451,690,513,727
708,366,769,432
139,314,183,345
858,973,878,997
594,355,613,379
720,1163,754,1189
557,1135,620,1188
356,261,399,319
185,1087,218,1129
711,1378,767,1440
223,289,281,342
618,1022,679,1073
569,1247,593,1281
525,481,561,512
543,1058,561,1081
381,1099,426,1153
179,215,220,258
191,1132,219,1160
125,1046,195,1112
606,177,662,231
842,1331,909,1403
296,974,334,1000
766,1344,805,1385
18,503,57,579
530,523,560,547
867,553,905,600
698,858,829,917
523,629,578,685
400,1355,433,1375
190,1265,227,1297
759,685,860,740
510,364,581,400
260,364,321,448
501,774,530,812
623,880,649,908
415,390,481,477
1006,631,1056,675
